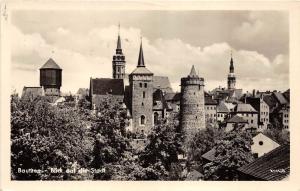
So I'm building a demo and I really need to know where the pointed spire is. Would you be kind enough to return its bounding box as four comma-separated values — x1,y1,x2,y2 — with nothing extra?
188,65,198,77
116,23,122,50
137,37,145,67
230,50,234,73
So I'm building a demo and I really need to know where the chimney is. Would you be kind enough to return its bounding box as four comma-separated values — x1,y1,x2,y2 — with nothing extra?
252,89,256,97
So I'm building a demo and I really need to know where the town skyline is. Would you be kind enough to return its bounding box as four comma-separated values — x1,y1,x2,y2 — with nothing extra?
11,10,289,95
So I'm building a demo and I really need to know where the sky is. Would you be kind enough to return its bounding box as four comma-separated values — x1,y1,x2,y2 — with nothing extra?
11,10,289,94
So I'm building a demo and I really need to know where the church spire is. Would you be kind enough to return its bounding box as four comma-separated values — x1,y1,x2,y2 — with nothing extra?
230,50,234,73
137,37,145,67
117,23,122,50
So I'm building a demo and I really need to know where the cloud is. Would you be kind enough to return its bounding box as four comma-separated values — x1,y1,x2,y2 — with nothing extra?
232,11,289,59
11,24,289,95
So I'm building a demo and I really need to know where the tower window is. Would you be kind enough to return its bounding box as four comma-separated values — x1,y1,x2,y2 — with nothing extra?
139,83,142,88
143,91,146,98
144,83,147,88
142,102,144,106
154,112,159,125
141,115,145,125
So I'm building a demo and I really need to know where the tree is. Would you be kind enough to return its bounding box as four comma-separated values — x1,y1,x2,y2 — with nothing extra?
11,96,93,180
187,126,224,166
89,99,132,180
138,117,183,180
202,130,254,180
263,128,290,145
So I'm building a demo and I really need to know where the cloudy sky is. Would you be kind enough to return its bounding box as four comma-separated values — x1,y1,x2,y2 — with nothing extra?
11,10,289,94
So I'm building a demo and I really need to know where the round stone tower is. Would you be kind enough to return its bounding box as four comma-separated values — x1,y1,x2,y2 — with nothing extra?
180,65,205,138
40,58,62,96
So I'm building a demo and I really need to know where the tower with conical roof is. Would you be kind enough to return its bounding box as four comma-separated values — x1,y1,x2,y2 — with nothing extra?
40,58,62,96
227,51,236,90
129,39,154,134
112,24,126,79
180,65,205,140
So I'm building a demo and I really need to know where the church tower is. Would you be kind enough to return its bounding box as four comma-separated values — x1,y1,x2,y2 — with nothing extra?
112,24,126,79
129,39,154,134
180,65,205,140
227,52,236,90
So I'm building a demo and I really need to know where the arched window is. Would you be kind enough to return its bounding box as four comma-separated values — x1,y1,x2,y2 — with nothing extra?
141,115,146,125
154,112,159,125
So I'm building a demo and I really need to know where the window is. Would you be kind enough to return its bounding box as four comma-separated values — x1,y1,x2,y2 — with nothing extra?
144,83,147,88
259,141,264,145
139,83,142,88
143,91,146,98
142,102,144,106
154,112,159,125
141,115,145,125
251,120,253,124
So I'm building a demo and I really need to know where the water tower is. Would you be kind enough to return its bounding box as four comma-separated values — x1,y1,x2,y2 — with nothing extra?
39,58,62,96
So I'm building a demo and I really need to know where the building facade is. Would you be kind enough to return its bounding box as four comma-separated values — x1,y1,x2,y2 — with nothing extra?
234,103,258,131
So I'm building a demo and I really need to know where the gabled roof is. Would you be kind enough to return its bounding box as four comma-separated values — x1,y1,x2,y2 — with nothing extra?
205,96,218,105
283,89,290,102
153,76,173,93
202,148,216,162
164,92,181,102
234,103,257,113
21,86,44,100
273,92,288,105
238,144,290,180
217,102,230,113
40,58,62,70
90,78,124,96
185,169,203,180
226,115,247,123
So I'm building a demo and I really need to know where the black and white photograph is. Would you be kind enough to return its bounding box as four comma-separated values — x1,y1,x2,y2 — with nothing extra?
1,2,295,184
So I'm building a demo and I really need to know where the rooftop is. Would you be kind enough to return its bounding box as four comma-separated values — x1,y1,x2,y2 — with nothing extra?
90,78,124,96
234,103,257,113
40,58,62,70
238,144,290,180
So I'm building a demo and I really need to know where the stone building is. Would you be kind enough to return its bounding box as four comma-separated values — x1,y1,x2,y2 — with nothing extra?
128,40,154,134
180,65,205,136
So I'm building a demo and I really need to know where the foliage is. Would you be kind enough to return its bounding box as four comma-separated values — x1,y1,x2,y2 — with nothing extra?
11,95,93,180
187,126,224,165
263,128,290,145
202,130,254,180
